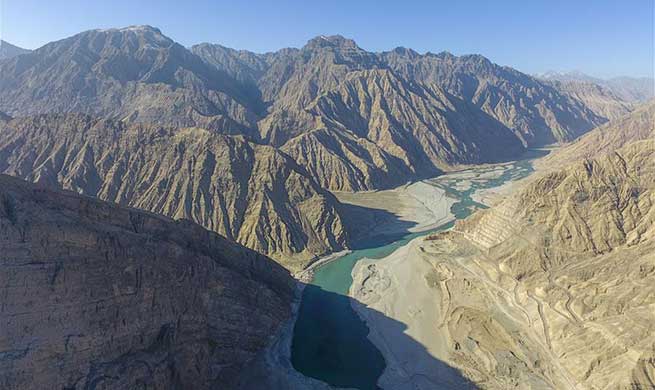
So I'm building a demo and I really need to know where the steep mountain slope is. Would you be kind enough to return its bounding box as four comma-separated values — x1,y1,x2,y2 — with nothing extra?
547,79,633,120
197,37,535,191
452,140,655,388
0,26,261,137
193,37,603,151
0,174,294,389
0,28,610,192
0,114,348,271
0,40,30,60
255,35,386,147
281,68,524,191
381,49,606,146
540,100,655,168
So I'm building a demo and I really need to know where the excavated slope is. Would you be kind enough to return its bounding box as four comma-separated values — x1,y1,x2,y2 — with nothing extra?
437,140,655,388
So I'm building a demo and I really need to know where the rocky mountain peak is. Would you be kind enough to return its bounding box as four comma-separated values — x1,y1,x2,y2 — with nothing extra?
304,34,361,51
84,24,175,49
388,46,419,58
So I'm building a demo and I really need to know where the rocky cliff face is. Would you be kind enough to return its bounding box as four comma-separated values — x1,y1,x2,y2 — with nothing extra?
0,174,295,389
0,114,348,271
381,49,606,146
428,140,655,388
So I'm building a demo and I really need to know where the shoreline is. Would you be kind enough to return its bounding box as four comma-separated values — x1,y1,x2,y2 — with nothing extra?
294,213,456,284
345,156,544,389
253,156,542,389
295,249,353,283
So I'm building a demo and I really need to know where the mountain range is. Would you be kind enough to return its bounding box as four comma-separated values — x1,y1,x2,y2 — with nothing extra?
0,26,609,191
537,70,654,103
0,25,649,268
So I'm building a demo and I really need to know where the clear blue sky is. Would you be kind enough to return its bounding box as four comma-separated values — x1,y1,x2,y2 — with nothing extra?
1,0,653,78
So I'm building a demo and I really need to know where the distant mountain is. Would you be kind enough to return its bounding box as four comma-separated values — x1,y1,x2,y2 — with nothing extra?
0,173,294,389
380,49,604,146
195,35,603,189
0,40,30,60
0,27,607,192
537,70,654,103
547,79,633,120
0,113,348,271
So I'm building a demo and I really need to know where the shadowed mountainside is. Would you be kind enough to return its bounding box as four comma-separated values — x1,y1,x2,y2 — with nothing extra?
0,174,295,389
380,49,605,146
0,114,348,271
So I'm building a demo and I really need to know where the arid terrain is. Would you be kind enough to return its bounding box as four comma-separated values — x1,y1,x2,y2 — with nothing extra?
350,108,655,389
1,14,653,390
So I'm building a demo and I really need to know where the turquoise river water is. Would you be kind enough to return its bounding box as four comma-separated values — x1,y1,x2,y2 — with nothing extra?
291,153,542,389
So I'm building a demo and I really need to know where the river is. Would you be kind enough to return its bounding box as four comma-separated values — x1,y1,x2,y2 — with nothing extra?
290,153,541,389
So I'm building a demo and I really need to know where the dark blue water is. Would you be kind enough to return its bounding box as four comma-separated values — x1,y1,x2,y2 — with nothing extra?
291,153,541,389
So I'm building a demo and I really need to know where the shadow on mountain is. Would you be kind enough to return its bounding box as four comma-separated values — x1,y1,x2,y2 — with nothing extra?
522,147,551,160
290,284,477,390
338,202,419,251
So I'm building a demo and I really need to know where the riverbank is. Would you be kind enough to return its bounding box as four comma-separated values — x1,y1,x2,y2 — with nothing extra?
346,155,556,389
296,180,457,283
279,155,541,389
335,180,457,239
349,235,473,389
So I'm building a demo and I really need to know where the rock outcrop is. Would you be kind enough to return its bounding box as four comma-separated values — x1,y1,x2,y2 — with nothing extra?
0,114,348,271
0,174,295,389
